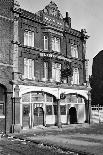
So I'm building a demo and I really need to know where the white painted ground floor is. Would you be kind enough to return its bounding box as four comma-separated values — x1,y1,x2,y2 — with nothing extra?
13,85,90,129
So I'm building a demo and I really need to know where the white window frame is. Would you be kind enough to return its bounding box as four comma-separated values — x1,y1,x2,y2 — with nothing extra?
52,62,61,82
23,58,35,79
52,37,60,52
71,68,79,85
44,36,48,50
71,45,78,58
24,30,34,47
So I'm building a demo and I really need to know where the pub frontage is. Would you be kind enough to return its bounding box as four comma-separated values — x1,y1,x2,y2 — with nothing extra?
13,85,89,129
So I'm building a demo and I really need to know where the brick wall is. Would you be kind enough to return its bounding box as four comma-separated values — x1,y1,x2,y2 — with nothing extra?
0,0,13,133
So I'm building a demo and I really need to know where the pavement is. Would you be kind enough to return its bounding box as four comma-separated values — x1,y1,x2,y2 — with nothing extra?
7,123,103,155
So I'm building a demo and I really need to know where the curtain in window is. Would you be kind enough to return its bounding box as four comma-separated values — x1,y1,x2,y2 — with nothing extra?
52,62,61,82
71,45,78,58
72,68,79,84
52,37,60,52
44,36,48,50
24,58,34,79
44,62,48,79
24,31,34,47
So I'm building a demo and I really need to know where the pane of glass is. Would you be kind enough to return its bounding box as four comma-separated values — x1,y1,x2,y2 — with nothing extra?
23,105,30,116
31,92,44,102
28,59,32,79
46,105,52,115
46,94,52,102
52,37,55,51
22,93,30,102
0,93,4,101
71,95,77,103
78,96,83,103
24,32,28,46
60,105,66,115
44,36,48,50
0,104,4,115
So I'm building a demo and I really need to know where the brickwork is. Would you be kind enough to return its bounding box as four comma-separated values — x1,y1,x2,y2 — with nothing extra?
0,0,13,133
0,1,89,132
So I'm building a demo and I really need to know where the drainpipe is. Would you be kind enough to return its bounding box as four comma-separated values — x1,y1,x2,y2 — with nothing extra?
88,90,91,124
57,88,62,128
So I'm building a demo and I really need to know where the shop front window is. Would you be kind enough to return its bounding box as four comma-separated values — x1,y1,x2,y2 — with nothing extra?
23,105,30,116
60,105,66,115
46,105,52,115
0,104,4,115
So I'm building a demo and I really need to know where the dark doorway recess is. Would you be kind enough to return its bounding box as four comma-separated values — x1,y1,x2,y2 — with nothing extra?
69,107,77,124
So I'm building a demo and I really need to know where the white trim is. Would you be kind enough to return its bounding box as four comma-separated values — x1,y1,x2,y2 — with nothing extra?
0,115,5,118
19,85,88,100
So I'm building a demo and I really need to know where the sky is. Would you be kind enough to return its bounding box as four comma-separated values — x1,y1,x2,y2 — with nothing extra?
18,0,103,75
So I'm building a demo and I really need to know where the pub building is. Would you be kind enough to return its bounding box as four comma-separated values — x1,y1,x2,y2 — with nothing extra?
4,0,90,132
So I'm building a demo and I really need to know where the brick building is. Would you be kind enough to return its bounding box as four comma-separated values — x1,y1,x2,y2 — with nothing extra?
91,50,103,105
0,0,14,133
0,0,90,132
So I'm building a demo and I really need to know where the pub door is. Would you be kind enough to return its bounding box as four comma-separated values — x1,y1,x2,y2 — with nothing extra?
22,104,30,128
69,107,77,124
33,107,44,126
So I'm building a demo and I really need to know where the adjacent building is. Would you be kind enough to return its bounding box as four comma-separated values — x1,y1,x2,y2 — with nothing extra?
91,50,103,105
0,0,90,133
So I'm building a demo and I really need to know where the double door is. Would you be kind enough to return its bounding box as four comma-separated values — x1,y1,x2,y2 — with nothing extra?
22,103,44,128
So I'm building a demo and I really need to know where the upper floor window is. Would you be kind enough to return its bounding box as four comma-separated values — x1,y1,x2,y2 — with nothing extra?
44,36,48,50
44,62,48,80
71,68,79,85
71,45,78,58
52,37,60,52
23,58,35,79
52,62,61,82
24,30,34,47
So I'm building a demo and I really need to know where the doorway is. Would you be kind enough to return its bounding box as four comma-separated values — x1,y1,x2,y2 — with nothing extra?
69,107,77,124
22,104,30,128
33,107,44,126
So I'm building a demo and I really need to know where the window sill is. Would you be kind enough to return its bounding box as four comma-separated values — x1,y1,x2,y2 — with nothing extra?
0,115,5,118
22,76,36,81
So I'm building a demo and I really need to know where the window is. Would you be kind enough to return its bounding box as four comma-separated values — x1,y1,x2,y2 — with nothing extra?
44,62,48,80
23,105,30,116
44,36,48,50
60,105,66,115
46,105,52,115
71,45,78,58
24,58,35,79
24,30,34,47
0,104,4,115
52,37,60,52
52,62,61,82
71,68,79,85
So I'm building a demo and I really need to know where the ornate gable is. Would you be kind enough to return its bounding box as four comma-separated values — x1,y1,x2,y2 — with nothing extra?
43,1,63,19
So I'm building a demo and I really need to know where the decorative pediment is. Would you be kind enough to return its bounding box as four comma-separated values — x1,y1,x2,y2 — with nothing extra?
43,1,63,19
